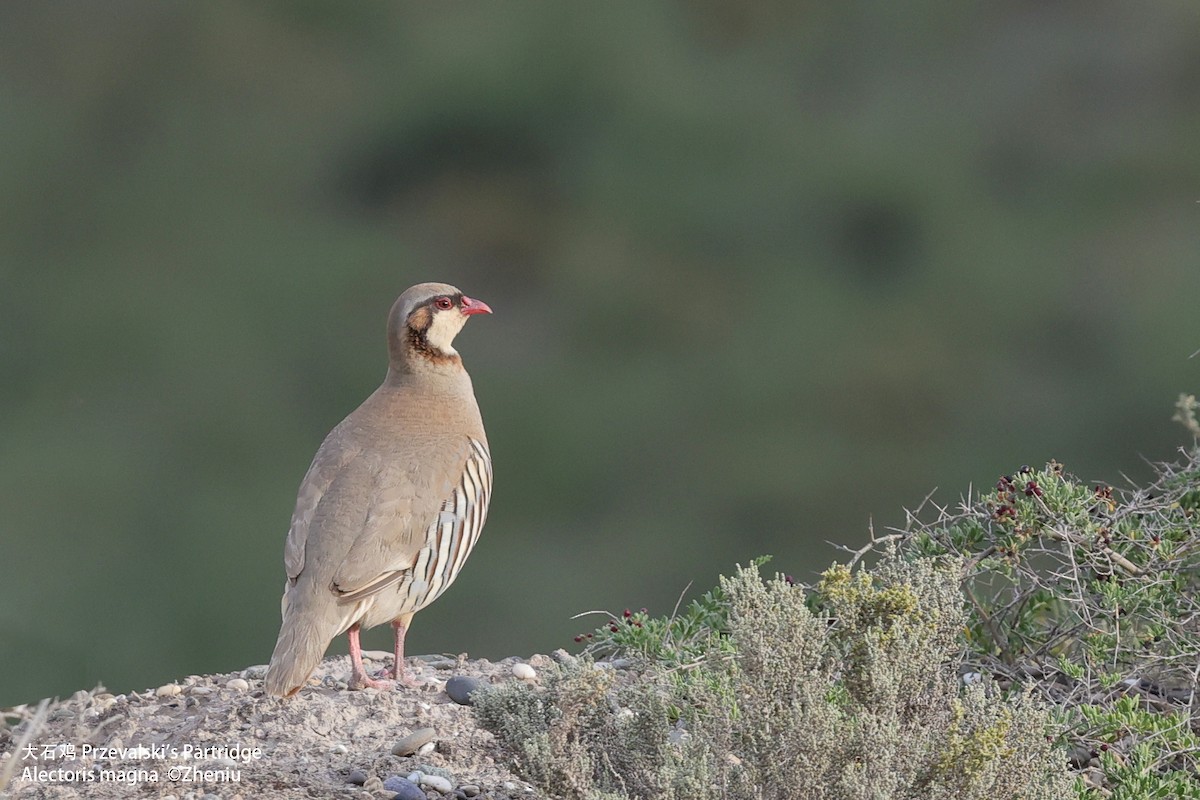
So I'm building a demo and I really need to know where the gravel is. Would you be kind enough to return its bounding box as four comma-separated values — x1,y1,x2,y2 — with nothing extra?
0,654,544,798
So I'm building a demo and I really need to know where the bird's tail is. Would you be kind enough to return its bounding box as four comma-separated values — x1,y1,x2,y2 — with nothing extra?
264,584,340,697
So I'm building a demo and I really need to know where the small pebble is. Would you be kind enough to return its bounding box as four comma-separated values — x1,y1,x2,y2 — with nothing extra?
155,683,182,698
550,648,575,665
416,741,435,756
511,663,536,681
384,776,427,800
225,678,250,691
348,768,369,785
445,676,481,705
392,727,437,756
420,774,454,793
423,657,458,670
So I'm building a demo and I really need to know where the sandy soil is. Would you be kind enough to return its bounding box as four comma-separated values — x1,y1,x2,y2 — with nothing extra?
0,652,549,800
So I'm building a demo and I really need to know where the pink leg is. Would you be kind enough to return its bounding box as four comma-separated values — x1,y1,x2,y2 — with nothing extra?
347,624,393,690
391,620,420,687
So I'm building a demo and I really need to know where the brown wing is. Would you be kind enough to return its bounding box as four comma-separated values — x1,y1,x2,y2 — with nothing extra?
331,436,491,603
283,430,362,584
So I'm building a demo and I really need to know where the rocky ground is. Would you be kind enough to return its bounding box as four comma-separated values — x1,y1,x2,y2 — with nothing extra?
0,652,557,800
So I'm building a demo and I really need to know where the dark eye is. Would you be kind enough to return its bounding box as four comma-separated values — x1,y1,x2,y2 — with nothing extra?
434,296,453,310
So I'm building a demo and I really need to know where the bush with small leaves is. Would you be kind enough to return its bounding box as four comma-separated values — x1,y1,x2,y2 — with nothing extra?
476,555,1074,799
481,398,1200,798
854,446,1200,797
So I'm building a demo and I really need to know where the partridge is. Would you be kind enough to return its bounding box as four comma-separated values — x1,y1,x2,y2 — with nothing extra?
264,282,493,697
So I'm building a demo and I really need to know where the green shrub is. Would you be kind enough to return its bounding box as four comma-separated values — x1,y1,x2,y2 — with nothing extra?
476,555,1074,799
479,403,1200,798
859,452,1200,797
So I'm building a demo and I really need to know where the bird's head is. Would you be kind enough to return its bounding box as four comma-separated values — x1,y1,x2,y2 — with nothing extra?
387,282,492,372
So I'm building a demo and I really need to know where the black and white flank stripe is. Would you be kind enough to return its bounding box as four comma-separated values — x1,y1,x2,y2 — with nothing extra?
401,437,492,612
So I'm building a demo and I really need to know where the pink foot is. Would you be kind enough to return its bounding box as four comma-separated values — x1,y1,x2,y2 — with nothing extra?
349,672,395,691
347,624,396,691
390,621,421,687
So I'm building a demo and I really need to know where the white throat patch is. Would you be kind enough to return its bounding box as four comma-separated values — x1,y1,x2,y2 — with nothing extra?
424,309,466,355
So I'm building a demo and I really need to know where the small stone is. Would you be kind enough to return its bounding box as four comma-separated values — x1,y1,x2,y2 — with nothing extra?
155,683,182,698
322,675,350,690
391,727,437,756
384,776,427,800
550,648,576,665
445,676,481,705
348,768,369,785
420,657,458,670
511,663,536,681
225,678,250,691
420,773,454,793
416,741,435,756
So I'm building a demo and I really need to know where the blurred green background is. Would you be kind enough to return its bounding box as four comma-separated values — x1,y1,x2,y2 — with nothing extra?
3,2,1199,707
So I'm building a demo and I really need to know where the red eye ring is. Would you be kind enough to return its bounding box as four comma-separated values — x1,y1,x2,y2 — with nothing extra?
434,296,453,310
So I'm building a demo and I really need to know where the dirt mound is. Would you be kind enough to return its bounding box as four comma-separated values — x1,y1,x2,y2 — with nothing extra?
1,652,549,799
